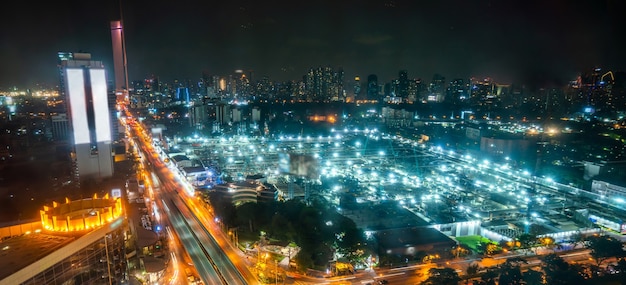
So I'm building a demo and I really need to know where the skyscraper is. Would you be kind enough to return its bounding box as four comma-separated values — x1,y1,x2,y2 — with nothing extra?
60,53,114,183
397,70,409,100
110,20,127,93
367,74,378,101
428,74,446,102
447,78,468,104
353,76,361,101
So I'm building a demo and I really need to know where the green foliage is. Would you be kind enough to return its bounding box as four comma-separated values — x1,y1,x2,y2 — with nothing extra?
516,233,537,249
477,242,501,255
585,234,626,266
614,258,626,284
423,267,460,285
569,231,586,249
293,247,314,270
207,192,368,271
207,191,237,225
478,267,500,285
270,213,295,242
522,269,544,285
498,258,526,285
466,263,480,276
541,253,585,285
451,244,471,258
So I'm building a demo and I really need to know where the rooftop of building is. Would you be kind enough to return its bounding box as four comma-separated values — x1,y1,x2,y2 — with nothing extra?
181,165,206,173
375,226,456,249
0,232,76,281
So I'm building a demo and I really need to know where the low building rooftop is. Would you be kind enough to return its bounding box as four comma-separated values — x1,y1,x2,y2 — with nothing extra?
0,233,75,280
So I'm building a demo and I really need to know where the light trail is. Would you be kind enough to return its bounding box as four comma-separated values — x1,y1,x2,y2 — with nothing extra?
169,252,179,285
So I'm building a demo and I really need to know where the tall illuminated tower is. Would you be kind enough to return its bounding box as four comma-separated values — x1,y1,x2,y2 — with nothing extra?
61,53,114,182
110,20,128,93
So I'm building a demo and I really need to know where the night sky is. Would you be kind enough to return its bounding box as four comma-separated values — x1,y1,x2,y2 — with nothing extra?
1,0,625,88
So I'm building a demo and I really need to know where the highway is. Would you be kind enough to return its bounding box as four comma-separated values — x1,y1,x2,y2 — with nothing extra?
162,197,226,284
127,116,257,285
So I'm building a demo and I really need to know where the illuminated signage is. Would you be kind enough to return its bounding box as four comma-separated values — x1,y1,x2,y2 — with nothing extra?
111,188,122,198
90,69,112,142
66,67,111,145
67,68,90,144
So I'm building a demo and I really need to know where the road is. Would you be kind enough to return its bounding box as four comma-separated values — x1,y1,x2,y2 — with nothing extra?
128,116,257,284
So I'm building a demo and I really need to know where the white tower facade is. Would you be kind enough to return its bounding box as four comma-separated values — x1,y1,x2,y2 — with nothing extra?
62,53,114,182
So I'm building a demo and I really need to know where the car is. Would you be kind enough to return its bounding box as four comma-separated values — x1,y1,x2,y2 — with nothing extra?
378,280,389,285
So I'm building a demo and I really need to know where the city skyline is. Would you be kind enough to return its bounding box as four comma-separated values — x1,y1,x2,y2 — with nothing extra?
1,0,626,88
4,1,626,281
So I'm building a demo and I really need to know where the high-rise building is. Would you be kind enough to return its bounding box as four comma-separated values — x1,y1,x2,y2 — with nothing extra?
50,113,70,142
397,70,409,100
232,108,242,122
216,103,231,125
447,78,468,104
353,76,361,101
110,20,127,93
60,53,114,183
190,105,208,128
57,52,74,110
428,74,446,102
407,78,422,103
303,66,343,102
367,74,379,101
332,67,345,102
252,106,261,122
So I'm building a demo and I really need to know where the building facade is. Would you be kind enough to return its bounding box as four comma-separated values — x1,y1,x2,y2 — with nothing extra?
60,53,114,182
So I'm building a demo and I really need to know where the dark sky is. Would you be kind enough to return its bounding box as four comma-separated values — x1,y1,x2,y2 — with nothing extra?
1,0,625,88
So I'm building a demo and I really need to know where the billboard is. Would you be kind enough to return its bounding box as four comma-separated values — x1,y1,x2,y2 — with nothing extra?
66,67,111,144
67,68,90,144
278,153,319,179
90,69,111,142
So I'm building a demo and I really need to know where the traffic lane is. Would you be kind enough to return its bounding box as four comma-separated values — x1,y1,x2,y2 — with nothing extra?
188,199,259,283
171,196,250,285
165,198,224,285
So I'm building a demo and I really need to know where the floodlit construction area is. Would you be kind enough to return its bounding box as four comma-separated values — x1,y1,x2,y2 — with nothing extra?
163,129,611,242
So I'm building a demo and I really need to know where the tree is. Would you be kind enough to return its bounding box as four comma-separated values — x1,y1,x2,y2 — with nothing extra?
452,244,471,258
498,265,523,285
235,201,257,231
293,247,314,271
477,267,499,285
422,267,460,285
541,253,585,285
586,234,626,267
498,257,527,285
517,233,537,254
466,263,480,276
478,242,500,255
614,257,626,284
569,231,586,249
522,268,544,285
207,191,237,227
270,213,295,241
